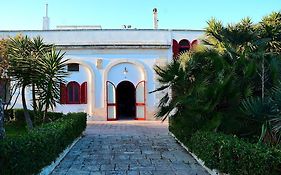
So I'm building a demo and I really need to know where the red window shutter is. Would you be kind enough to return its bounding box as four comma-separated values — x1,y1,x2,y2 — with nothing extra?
191,39,198,48
80,82,87,104
172,39,179,59
60,83,67,104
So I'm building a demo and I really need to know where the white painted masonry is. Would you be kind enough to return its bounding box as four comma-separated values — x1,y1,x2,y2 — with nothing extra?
0,29,204,120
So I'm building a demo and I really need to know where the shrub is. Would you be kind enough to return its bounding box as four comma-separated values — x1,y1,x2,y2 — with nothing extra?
0,112,87,175
169,116,196,143
11,108,64,125
187,131,281,175
4,109,14,121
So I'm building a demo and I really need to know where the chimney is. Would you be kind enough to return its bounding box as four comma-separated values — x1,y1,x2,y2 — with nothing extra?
43,4,50,30
153,8,158,29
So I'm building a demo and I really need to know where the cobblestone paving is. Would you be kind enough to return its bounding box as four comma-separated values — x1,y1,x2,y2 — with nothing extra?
51,120,209,175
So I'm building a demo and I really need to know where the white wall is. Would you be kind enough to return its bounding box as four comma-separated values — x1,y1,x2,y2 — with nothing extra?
55,64,90,114
2,29,205,120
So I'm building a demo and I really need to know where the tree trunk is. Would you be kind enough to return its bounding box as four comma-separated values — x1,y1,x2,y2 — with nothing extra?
43,105,48,123
32,83,37,112
0,99,5,139
22,85,33,129
261,56,265,100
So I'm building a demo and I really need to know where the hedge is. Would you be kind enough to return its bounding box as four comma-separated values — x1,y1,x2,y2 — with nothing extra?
4,109,64,125
187,131,281,175
0,112,87,175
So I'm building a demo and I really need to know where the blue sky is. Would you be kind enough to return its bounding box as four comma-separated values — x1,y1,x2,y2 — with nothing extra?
0,0,280,30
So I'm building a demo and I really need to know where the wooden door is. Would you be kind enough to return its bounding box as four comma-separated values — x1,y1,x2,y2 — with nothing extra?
106,81,116,120
135,81,146,120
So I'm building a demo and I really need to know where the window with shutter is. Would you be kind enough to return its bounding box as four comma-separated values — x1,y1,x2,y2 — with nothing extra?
172,39,179,59
67,81,80,104
60,83,67,104
80,82,87,104
179,39,190,52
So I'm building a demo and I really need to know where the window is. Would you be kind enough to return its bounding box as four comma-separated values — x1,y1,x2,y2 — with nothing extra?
67,63,79,72
67,82,80,104
172,39,179,59
60,81,87,104
172,39,192,59
179,39,190,52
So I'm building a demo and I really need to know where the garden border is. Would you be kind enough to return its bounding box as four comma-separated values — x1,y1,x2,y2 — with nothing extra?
38,133,84,175
169,131,227,175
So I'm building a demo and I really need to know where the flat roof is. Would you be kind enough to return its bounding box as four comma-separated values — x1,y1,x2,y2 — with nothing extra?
0,29,204,32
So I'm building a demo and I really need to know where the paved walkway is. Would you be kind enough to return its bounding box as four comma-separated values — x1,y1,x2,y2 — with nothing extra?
51,120,209,175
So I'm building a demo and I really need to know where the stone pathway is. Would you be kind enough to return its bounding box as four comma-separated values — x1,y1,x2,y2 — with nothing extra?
51,120,209,175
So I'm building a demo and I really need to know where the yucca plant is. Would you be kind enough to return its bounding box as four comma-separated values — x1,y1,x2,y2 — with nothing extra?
8,35,35,129
30,36,52,112
36,47,68,122
8,35,68,127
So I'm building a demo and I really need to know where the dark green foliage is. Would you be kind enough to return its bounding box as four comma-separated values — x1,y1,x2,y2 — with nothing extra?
187,131,281,175
0,112,86,175
159,12,281,175
153,11,281,141
3,109,14,121
5,108,64,126
7,36,68,128
156,48,258,139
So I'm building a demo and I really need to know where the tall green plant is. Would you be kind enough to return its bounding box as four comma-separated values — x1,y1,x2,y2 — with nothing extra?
8,35,35,129
36,48,68,121
30,36,52,113
240,12,281,144
153,12,281,141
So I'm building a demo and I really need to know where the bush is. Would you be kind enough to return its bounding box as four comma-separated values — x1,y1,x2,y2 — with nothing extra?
4,109,14,121
187,131,281,175
0,112,87,175
169,115,206,143
10,108,64,125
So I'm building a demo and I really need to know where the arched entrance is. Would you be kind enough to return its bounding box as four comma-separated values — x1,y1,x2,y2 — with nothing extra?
116,81,136,119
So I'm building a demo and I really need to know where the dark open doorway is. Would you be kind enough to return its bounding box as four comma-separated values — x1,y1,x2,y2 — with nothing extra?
116,81,136,119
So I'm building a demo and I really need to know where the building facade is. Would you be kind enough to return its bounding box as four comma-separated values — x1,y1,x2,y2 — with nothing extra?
0,29,203,120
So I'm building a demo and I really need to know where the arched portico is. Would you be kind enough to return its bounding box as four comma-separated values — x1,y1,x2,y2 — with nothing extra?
104,59,147,120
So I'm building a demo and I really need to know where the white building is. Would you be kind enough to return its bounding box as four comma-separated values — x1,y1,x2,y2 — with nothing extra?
0,29,203,120
0,7,204,121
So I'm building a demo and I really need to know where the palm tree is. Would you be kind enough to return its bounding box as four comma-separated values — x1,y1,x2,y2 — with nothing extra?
153,45,254,138
36,47,68,122
29,36,52,113
240,12,281,144
152,14,281,140
8,35,35,129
